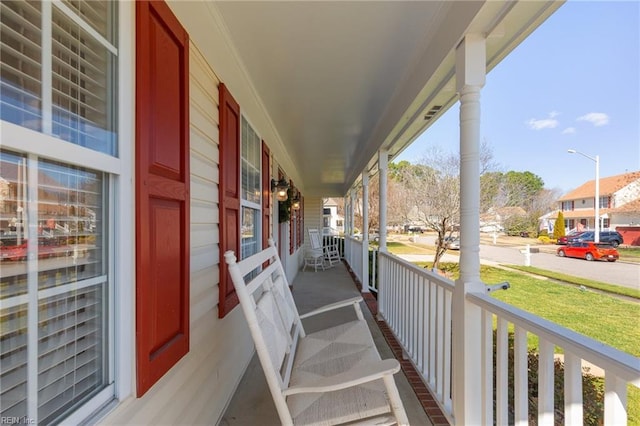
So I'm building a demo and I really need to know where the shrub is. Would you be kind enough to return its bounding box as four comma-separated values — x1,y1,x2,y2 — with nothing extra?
537,235,552,244
553,212,566,241
504,215,537,237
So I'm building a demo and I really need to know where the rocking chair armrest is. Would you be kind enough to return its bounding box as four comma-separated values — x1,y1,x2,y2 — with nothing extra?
282,359,400,396
298,296,363,319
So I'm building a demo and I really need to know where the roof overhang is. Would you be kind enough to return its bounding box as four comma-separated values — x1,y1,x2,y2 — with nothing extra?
190,1,564,197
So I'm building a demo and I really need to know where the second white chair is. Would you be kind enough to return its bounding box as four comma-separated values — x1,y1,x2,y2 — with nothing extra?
323,235,341,266
303,228,326,272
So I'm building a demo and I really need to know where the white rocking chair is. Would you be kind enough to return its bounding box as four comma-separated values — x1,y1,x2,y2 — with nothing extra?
303,228,325,272
323,235,341,267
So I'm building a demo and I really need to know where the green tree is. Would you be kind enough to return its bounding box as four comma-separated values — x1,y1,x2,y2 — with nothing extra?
553,211,565,240
502,171,545,208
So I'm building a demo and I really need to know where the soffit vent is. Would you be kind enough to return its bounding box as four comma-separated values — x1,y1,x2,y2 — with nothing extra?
424,105,442,121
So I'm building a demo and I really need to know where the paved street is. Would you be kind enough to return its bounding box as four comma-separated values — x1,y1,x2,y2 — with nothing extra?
478,243,639,291
396,234,640,291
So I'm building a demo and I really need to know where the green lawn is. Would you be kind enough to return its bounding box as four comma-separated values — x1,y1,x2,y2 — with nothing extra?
504,264,640,299
383,241,433,255
619,246,640,261
480,266,640,357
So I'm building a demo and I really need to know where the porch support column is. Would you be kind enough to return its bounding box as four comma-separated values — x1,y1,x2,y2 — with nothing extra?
378,149,388,252
452,33,486,426
361,172,370,293
344,194,349,235
377,150,388,319
350,190,356,236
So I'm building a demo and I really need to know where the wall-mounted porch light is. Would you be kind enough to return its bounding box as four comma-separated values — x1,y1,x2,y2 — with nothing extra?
271,178,289,201
291,192,301,210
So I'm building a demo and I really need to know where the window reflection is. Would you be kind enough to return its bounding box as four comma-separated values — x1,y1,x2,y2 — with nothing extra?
241,207,259,260
0,152,105,295
0,149,108,422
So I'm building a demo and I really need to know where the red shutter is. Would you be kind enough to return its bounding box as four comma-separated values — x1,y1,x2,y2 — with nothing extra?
300,196,304,246
297,195,302,248
218,83,241,318
135,0,190,396
289,180,294,255
262,142,271,249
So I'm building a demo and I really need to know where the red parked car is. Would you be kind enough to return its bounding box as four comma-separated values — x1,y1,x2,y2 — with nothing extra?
557,230,585,245
0,238,71,261
556,241,619,262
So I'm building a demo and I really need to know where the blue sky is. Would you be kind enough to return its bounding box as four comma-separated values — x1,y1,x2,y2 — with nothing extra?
396,1,640,194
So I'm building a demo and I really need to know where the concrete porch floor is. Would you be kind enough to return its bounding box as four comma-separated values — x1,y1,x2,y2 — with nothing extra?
219,261,435,426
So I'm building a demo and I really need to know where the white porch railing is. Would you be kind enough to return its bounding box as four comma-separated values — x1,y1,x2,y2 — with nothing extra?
377,251,455,417
368,250,640,425
343,236,379,293
344,236,363,284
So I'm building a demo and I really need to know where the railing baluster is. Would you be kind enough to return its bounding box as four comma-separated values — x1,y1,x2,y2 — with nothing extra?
482,310,494,426
417,274,425,372
538,338,555,426
436,285,444,400
605,374,627,425
443,288,452,412
496,317,509,425
514,325,529,426
429,280,437,389
564,352,583,424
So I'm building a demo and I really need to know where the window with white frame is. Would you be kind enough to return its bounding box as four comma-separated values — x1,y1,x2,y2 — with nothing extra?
561,201,573,211
240,116,261,260
598,196,609,209
1,0,118,155
0,1,117,424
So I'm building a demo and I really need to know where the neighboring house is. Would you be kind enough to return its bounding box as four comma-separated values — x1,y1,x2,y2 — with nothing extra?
538,210,559,234
480,206,526,233
323,197,344,235
550,171,640,243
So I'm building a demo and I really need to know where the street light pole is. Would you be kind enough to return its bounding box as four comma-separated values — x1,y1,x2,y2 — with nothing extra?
568,149,600,243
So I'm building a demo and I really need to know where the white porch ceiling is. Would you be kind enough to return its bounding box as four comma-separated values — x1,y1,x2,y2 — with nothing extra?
212,1,563,197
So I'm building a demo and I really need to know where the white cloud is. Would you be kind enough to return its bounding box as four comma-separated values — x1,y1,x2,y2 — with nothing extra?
562,127,576,134
526,117,559,130
577,112,609,126
549,111,561,118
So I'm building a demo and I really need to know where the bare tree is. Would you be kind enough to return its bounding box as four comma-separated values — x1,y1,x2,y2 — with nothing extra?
350,174,380,236
398,143,497,268
401,149,460,268
387,178,413,228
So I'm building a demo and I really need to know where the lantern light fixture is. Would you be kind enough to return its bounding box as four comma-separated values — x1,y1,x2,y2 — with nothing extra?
291,192,301,210
271,178,289,202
